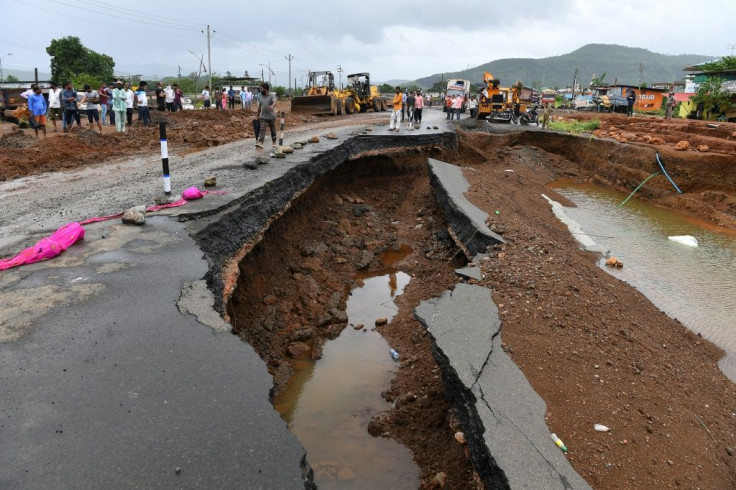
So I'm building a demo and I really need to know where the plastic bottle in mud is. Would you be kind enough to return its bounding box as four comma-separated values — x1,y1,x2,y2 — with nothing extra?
390,349,399,361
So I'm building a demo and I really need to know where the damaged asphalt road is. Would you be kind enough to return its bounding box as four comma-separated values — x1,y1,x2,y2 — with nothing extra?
0,110,456,488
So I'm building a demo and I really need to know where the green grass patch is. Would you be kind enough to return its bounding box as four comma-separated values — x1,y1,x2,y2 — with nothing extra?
548,119,600,134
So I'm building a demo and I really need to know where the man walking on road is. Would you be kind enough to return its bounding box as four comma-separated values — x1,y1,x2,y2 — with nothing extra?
255,82,277,149
389,86,402,132
414,90,424,127
112,80,127,133
405,91,415,129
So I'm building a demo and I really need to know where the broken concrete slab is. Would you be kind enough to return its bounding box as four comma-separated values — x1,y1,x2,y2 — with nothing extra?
427,159,504,256
454,266,482,281
415,283,590,489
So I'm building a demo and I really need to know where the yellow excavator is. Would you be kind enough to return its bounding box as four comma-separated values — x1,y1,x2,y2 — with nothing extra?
476,72,528,123
290,70,343,115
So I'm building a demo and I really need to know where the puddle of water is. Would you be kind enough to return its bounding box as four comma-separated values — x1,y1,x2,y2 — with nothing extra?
549,180,736,381
273,247,419,489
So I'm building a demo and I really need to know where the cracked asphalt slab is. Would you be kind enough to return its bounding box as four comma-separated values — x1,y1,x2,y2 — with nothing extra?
416,283,590,489
0,109,454,487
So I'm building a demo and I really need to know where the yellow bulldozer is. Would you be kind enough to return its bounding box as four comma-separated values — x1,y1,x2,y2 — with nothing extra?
291,70,342,115
290,71,388,116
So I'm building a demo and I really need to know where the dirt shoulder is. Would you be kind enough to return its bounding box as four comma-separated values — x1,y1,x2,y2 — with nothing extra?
0,103,387,181
459,136,736,488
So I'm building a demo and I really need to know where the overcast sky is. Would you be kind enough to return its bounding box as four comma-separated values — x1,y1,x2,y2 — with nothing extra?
2,0,734,85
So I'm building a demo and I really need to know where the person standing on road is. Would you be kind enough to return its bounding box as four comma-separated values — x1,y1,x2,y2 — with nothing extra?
221,88,228,111
414,90,424,127
445,94,452,120
665,92,675,119
401,90,407,122
405,91,415,129
47,82,63,132
202,85,211,108
155,82,166,111
112,80,127,133
240,85,250,110
468,95,477,119
173,84,183,111
542,103,552,129
98,83,109,126
164,84,175,112
389,86,402,132
81,84,103,134
228,86,236,109
61,82,79,131
124,83,135,126
28,85,48,138
452,94,463,120
135,81,150,126
255,82,277,149
626,90,636,117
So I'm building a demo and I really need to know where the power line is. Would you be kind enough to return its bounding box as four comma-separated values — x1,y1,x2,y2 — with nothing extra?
71,0,204,29
54,0,200,30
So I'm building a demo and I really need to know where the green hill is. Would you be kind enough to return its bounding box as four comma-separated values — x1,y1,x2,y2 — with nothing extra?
414,44,713,89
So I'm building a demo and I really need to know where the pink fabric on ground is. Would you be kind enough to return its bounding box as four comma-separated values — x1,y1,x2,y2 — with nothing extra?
0,222,85,271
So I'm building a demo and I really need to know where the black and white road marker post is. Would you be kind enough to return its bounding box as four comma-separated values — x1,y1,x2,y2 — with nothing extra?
278,111,285,147
159,122,171,196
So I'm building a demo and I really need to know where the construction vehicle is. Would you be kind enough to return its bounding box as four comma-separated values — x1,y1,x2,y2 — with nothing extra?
341,72,387,113
290,71,342,115
476,72,533,123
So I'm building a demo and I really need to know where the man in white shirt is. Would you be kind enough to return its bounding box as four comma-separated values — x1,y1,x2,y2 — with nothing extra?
47,82,63,132
201,85,211,108
134,81,150,126
164,85,175,112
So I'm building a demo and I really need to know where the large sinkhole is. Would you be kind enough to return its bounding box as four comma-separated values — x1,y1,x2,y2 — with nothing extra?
226,153,476,489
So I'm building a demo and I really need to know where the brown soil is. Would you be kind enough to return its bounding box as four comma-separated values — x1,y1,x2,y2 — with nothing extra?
458,134,736,489
564,110,736,156
226,153,481,488
0,102,385,181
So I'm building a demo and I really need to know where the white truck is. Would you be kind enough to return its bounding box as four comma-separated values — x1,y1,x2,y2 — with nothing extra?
445,78,471,113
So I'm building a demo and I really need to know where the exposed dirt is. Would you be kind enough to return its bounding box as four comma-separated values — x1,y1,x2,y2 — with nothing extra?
458,120,736,231
0,102,386,181
563,110,736,155
456,135,736,489
227,153,481,488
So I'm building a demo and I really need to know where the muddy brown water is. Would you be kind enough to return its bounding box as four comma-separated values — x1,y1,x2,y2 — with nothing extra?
273,248,419,489
549,180,736,382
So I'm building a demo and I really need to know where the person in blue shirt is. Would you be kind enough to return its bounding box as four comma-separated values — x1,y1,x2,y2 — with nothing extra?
27,85,47,138
228,85,236,109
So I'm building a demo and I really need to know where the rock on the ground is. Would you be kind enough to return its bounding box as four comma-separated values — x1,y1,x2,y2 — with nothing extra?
358,250,374,269
292,142,303,149
698,145,709,152
273,152,286,159
674,140,690,151
281,146,294,154
122,206,145,225
204,177,216,187
430,472,447,488
309,136,320,143
375,317,388,326
255,156,270,165
287,341,310,358
326,132,338,140
243,161,259,169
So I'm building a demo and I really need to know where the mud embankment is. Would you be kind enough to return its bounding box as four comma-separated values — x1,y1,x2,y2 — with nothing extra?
459,128,736,230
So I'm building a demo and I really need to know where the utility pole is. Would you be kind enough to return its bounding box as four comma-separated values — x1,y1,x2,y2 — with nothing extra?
639,63,644,92
729,44,736,56
571,67,578,101
337,64,343,89
203,24,212,105
285,54,294,95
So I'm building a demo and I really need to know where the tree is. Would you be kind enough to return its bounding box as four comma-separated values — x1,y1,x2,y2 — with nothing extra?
590,72,607,87
430,81,446,93
71,73,102,90
46,36,114,83
379,83,395,93
692,77,733,114
5,74,19,82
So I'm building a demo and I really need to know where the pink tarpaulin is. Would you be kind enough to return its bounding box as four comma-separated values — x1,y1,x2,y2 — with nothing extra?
1,188,226,271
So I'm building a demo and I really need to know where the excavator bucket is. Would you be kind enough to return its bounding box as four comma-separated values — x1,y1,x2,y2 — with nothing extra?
290,95,336,115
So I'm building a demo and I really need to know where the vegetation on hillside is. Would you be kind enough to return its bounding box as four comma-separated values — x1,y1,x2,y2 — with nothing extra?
413,44,712,89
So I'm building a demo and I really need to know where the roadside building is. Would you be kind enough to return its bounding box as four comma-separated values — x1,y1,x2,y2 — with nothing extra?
678,58,736,121
594,84,667,113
